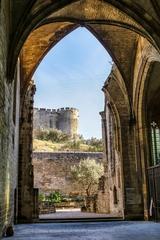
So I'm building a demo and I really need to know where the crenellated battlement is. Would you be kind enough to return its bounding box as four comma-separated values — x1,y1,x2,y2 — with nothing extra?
57,107,78,112
34,107,78,113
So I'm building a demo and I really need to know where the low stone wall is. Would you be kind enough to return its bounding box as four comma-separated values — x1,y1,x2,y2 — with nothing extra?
39,202,56,215
33,152,103,161
39,201,84,215
33,152,103,196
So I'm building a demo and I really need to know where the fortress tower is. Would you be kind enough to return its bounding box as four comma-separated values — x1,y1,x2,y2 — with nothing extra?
57,108,79,136
33,107,79,137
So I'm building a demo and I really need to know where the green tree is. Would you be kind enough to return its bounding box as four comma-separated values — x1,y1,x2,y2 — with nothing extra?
70,158,104,197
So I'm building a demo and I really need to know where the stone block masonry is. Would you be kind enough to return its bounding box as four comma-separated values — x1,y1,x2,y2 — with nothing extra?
0,0,19,236
32,152,103,196
33,107,79,137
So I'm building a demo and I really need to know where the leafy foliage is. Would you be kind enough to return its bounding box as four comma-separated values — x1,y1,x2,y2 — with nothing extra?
39,191,63,203
39,191,84,204
39,193,46,202
70,158,104,196
62,139,81,150
46,191,62,203
83,138,103,152
34,129,70,143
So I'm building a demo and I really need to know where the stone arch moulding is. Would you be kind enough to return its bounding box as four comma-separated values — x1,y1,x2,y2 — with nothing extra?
134,45,160,218
139,59,160,136
134,40,160,140
20,21,138,104
7,0,159,83
20,22,79,95
20,22,131,96
134,60,153,220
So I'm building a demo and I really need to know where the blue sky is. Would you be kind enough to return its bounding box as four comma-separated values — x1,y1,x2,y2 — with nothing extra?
34,27,112,139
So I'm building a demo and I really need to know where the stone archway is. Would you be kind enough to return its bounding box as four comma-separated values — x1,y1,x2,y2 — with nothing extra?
2,0,160,235
15,1,160,222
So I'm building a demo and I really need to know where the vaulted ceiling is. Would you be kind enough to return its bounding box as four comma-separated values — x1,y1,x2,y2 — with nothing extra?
10,0,160,98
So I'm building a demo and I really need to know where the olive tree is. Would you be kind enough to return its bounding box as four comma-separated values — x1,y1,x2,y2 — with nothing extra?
70,158,104,197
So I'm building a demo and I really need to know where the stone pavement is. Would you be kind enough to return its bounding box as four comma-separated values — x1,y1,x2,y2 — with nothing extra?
39,208,119,219
7,221,160,240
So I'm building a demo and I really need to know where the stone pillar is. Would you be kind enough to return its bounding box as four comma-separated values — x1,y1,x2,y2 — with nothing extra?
18,81,39,222
121,116,143,220
136,123,150,220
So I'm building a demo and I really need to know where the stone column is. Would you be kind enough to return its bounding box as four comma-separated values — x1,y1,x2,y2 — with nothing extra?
121,116,143,220
18,81,39,223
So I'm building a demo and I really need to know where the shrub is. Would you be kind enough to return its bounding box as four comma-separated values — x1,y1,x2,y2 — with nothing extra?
46,191,63,203
39,193,46,202
63,140,81,150
34,129,70,143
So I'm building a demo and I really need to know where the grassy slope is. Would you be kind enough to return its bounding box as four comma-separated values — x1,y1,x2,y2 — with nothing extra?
33,139,102,152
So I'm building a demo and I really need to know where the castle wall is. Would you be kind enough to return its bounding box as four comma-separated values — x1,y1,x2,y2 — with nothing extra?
33,107,79,137
33,152,103,196
50,111,59,129
33,108,51,129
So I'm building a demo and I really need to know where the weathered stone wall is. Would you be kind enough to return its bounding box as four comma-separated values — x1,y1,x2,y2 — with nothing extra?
100,53,160,219
0,0,20,236
33,107,79,137
33,152,103,196
97,102,124,216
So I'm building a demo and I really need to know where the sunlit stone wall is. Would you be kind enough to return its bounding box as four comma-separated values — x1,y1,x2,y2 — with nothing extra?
33,152,103,196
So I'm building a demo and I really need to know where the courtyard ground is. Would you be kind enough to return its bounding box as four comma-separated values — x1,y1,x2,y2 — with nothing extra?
7,221,160,240
39,208,119,219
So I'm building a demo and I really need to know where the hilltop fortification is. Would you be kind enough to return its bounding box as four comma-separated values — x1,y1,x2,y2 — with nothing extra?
33,107,79,137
